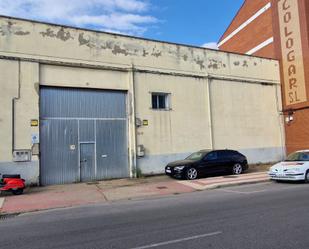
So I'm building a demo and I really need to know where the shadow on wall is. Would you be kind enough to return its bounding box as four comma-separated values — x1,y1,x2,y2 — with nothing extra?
238,147,285,164
137,152,192,175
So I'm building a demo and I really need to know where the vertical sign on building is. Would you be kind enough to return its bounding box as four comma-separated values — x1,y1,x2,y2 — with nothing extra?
277,0,307,105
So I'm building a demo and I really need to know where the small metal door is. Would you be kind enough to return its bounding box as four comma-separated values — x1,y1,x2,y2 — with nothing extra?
80,143,95,182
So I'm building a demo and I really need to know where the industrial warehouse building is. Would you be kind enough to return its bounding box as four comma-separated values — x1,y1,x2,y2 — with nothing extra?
0,16,285,185
218,0,309,154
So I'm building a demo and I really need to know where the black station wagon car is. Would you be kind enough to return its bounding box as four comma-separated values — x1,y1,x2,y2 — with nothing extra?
165,149,248,180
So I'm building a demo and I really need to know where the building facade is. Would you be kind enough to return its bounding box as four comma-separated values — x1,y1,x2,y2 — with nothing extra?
0,16,284,185
218,0,309,154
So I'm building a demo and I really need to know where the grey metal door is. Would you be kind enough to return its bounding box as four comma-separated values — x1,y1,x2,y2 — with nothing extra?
40,86,128,185
96,120,129,179
80,143,95,182
40,119,79,185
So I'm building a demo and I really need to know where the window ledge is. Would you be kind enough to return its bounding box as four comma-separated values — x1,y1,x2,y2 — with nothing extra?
150,108,173,111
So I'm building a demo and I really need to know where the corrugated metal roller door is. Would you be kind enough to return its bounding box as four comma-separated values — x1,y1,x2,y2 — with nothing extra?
40,87,129,185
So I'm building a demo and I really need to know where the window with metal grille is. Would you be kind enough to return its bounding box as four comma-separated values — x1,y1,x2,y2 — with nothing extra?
151,93,170,110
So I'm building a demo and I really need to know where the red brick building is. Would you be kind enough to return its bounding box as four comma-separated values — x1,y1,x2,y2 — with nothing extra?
218,0,309,154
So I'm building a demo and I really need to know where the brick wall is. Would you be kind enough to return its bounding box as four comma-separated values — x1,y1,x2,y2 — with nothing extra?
220,0,271,42
285,109,309,154
220,0,309,155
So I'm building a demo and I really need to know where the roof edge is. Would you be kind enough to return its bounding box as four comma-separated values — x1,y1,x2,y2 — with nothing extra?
0,14,278,61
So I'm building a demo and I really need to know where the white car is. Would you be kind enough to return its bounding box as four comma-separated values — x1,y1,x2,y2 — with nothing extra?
269,150,309,182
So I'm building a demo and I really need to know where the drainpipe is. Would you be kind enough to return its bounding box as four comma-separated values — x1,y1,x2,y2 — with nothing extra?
12,60,21,153
275,84,286,160
129,64,138,177
206,77,214,150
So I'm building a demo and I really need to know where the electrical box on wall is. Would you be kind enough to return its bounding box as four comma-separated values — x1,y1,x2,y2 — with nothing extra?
135,118,142,127
137,145,145,157
13,150,31,162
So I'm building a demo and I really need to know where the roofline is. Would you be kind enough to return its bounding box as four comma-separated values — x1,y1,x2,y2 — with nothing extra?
0,14,277,61
218,0,246,44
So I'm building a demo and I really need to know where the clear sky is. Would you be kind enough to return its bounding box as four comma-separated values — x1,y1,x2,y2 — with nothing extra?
0,0,244,48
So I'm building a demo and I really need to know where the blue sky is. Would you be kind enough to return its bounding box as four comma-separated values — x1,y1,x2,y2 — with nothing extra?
0,0,244,48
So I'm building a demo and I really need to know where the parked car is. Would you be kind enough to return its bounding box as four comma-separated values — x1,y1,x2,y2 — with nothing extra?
268,150,309,182
165,149,248,180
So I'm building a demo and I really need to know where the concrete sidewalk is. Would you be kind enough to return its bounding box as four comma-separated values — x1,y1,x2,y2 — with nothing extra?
0,171,269,214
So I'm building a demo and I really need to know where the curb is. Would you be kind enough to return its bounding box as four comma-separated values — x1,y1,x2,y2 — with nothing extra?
0,198,4,209
201,179,270,190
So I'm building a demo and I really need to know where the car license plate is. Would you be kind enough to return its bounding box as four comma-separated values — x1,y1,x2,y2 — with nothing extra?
166,169,171,173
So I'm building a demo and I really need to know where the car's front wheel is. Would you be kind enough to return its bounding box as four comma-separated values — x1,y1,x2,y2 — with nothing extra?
186,167,198,180
232,163,243,175
12,188,23,195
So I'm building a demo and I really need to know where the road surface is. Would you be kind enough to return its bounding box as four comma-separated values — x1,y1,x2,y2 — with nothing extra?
0,181,308,249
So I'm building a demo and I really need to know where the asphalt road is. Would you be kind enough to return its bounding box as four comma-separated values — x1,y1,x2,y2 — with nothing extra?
0,181,309,249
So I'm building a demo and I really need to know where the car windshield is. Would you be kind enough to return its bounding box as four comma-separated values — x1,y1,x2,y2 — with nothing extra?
285,152,309,161
186,151,209,160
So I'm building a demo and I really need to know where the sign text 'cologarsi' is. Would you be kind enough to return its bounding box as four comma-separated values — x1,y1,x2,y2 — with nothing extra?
278,0,307,105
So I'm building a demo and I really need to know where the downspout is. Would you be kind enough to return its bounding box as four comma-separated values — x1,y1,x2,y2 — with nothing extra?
12,60,21,153
130,64,138,177
275,84,286,160
206,77,214,150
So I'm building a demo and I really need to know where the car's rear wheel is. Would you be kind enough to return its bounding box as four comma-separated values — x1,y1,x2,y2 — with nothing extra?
305,170,309,183
232,163,243,175
186,167,198,180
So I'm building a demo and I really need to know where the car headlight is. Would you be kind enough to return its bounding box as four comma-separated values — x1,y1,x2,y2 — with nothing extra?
174,166,185,171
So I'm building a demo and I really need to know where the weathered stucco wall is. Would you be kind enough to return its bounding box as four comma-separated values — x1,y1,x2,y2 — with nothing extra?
135,73,211,174
0,16,284,181
0,17,280,80
210,79,284,164
0,59,18,161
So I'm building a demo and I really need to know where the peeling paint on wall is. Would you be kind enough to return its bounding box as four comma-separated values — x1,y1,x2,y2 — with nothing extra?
195,58,205,70
0,17,281,81
40,27,73,41
112,44,129,56
0,21,30,36
78,33,90,46
242,60,248,67
151,47,162,58
207,58,225,70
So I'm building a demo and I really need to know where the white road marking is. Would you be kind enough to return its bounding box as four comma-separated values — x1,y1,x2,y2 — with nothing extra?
0,198,5,209
130,231,222,249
